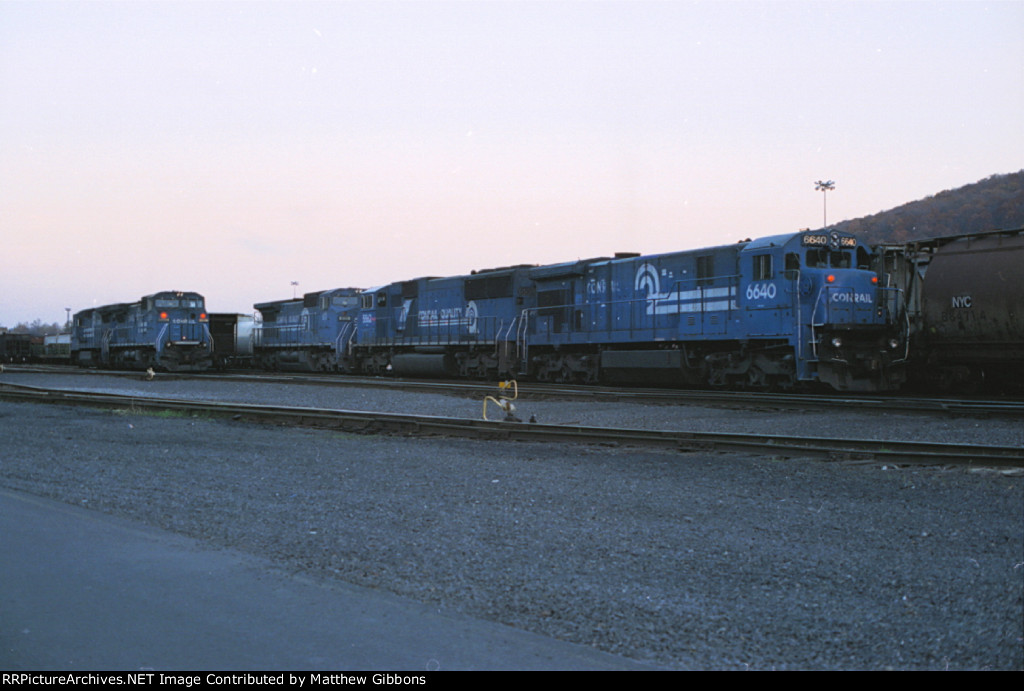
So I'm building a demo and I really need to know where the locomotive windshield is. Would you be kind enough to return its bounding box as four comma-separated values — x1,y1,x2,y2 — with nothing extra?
805,249,852,269
154,297,203,309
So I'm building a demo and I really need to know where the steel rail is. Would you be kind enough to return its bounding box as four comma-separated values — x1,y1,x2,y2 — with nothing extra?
2,382,1021,468
6,364,1024,418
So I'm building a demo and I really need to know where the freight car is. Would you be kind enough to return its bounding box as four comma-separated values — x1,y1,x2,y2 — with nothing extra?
40,333,71,364
0,332,33,363
70,291,213,372
875,228,1024,392
208,313,255,369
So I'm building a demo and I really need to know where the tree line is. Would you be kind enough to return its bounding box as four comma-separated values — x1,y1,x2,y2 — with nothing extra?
832,170,1024,244
0,320,66,337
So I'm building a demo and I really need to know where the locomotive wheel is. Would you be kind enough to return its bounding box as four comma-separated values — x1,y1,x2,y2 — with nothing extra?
746,366,768,391
556,365,576,384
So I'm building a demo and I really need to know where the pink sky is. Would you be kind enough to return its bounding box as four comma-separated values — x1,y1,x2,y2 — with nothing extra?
2,0,1022,326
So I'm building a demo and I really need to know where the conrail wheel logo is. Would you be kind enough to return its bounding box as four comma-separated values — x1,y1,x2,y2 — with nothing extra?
465,300,479,334
635,262,661,299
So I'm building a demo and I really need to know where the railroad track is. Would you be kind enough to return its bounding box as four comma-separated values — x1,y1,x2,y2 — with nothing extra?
2,381,1021,468
6,364,1024,419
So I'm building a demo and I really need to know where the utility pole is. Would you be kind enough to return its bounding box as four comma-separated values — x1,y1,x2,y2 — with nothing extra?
814,180,835,228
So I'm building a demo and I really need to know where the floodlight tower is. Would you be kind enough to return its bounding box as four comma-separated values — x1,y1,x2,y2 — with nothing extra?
815,180,835,228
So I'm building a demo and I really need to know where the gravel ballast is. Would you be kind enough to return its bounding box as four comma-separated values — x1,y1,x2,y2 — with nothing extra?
0,375,1022,669
5,372,1024,446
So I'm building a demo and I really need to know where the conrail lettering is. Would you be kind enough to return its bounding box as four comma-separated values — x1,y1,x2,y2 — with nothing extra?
830,292,873,304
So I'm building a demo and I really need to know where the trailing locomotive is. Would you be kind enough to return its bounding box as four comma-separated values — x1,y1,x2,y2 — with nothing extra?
354,266,532,379
70,291,213,372
253,287,361,371
875,228,1024,391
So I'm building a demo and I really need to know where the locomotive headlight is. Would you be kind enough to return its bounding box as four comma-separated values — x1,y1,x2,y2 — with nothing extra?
831,337,843,348
888,338,900,349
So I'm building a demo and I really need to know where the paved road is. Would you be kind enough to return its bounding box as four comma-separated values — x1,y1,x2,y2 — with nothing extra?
0,489,652,671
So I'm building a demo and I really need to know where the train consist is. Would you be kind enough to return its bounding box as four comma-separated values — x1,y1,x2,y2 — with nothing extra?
70,291,213,372
52,227,1021,394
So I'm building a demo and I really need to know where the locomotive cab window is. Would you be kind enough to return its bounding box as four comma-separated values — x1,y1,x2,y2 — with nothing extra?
753,254,772,281
785,253,800,279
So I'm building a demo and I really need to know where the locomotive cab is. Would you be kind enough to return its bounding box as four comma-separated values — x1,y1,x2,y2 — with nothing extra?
781,231,904,390
143,291,212,371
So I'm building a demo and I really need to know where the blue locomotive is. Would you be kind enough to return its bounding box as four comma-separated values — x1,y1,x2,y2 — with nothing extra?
253,287,362,371
70,291,213,372
354,266,533,378
520,229,905,391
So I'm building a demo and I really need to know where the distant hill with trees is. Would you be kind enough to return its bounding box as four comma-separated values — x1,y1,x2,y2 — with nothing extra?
832,170,1024,245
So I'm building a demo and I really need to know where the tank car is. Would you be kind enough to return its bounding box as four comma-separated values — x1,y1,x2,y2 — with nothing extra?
253,288,361,371
70,291,213,372
518,229,906,391
354,266,534,379
208,313,255,369
877,228,1024,391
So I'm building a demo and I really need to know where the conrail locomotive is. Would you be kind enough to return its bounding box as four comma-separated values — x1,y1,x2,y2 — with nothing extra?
70,291,213,372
